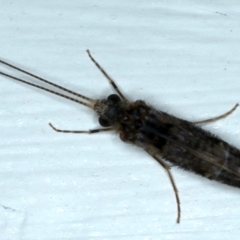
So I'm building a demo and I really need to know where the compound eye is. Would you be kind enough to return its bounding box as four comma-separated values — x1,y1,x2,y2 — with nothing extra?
98,117,111,127
107,94,121,103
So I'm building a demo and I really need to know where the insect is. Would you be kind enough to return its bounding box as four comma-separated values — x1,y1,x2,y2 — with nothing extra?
0,50,239,223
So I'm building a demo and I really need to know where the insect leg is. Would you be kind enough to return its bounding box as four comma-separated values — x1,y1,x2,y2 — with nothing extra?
49,123,113,134
192,103,239,125
146,149,181,223
86,50,129,104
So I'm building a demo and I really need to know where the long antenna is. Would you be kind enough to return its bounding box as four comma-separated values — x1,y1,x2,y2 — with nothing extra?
0,59,96,103
0,57,100,109
0,70,94,109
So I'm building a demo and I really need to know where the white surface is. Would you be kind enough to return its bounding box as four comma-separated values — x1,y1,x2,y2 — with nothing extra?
0,1,240,239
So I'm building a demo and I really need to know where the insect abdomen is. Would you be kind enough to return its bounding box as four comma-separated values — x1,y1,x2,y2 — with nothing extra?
119,100,240,188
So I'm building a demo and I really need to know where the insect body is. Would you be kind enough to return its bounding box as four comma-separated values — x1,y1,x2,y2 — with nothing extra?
0,50,239,223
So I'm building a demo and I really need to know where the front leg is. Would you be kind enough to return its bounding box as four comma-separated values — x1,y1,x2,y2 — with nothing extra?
49,123,113,134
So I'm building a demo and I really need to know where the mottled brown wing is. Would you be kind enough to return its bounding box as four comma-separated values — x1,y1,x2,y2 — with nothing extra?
146,110,240,188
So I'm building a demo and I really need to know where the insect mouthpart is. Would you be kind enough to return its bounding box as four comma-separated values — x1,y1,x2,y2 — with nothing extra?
95,94,125,127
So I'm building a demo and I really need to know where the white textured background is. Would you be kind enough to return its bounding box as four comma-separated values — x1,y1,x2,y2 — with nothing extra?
0,1,240,240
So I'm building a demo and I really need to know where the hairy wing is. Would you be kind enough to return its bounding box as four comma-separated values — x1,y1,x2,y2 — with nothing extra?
142,110,240,187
